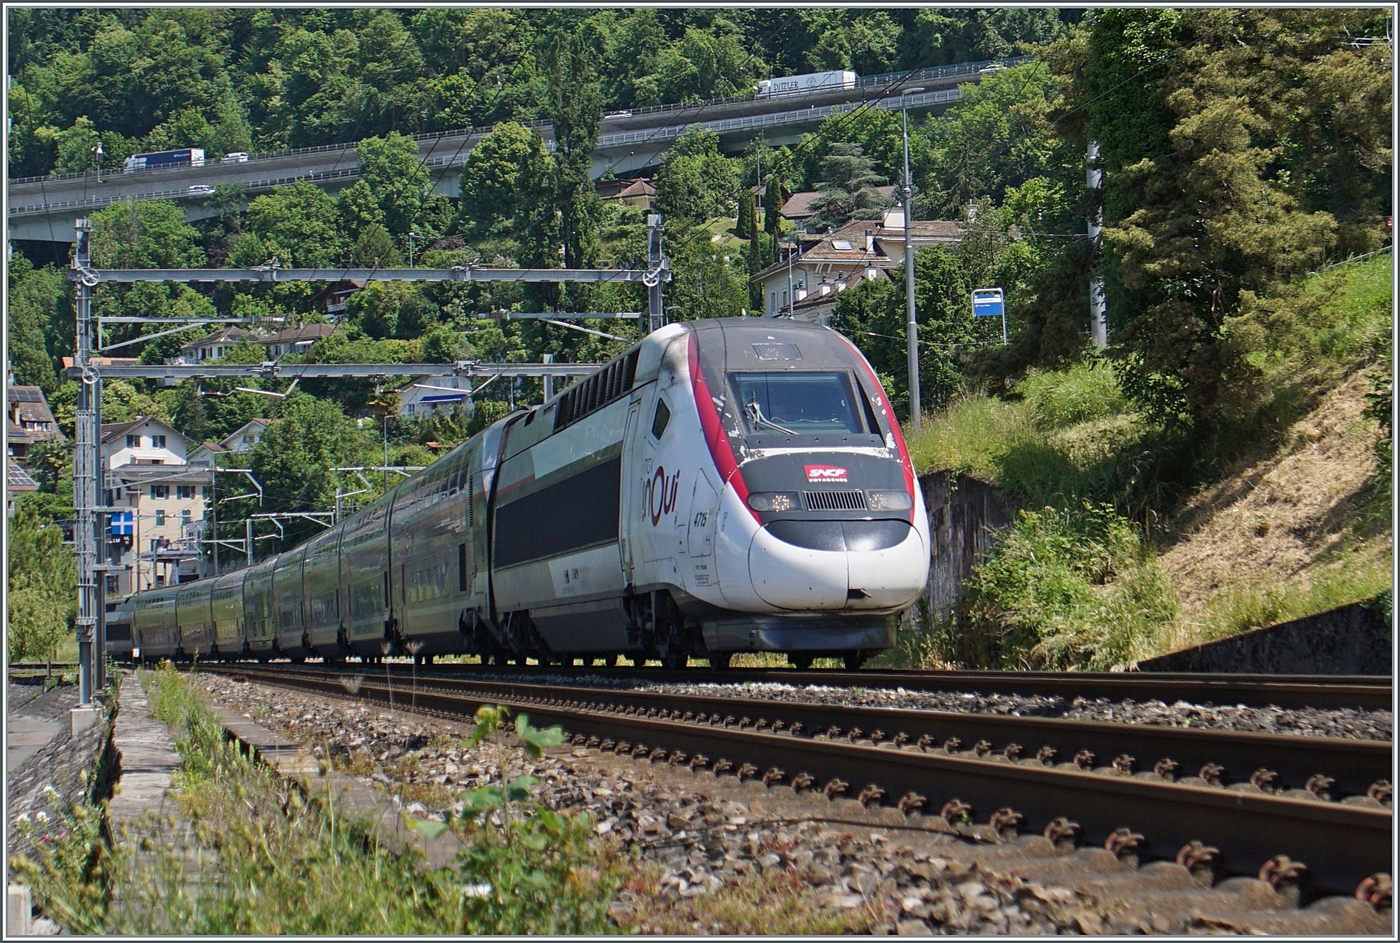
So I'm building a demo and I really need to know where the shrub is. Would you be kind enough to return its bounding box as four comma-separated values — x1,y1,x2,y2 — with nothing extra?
1016,359,1128,428
957,502,1178,670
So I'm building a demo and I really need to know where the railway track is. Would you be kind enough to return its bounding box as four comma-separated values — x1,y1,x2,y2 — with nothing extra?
204,663,1391,897
418,663,1394,711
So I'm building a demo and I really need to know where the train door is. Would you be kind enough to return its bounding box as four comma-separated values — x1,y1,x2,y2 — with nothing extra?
619,400,642,584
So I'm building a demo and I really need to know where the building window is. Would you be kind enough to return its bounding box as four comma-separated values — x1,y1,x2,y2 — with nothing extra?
151,485,169,499
770,292,776,313
150,539,160,552
177,485,194,499
202,486,212,500
155,510,166,526
152,435,167,449
126,434,140,448
106,575,120,594
181,509,191,526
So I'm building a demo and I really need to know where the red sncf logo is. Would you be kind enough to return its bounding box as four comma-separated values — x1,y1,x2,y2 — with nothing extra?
805,465,848,482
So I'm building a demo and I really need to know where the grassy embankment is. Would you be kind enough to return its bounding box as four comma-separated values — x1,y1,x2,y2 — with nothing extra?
11,667,867,934
891,252,1392,670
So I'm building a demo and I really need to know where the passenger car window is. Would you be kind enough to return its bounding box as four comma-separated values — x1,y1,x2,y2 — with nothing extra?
651,399,671,439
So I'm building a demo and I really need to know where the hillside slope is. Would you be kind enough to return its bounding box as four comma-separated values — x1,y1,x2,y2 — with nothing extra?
1157,367,1391,649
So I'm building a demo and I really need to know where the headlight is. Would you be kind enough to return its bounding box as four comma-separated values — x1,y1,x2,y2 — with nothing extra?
866,490,913,511
747,491,801,512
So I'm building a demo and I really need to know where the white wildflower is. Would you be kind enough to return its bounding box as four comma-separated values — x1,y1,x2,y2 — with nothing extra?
35,811,50,825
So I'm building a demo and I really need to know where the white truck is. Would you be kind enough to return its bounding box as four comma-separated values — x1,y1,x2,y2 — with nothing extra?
755,70,858,98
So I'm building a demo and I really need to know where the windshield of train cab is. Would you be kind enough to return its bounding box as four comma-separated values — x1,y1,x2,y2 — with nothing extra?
729,371,879,442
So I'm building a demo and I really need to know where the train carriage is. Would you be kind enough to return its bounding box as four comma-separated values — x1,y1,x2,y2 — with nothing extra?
339,497,394,658
209,569,245,657
242,558,277,657
303,522,347,657
175,579,216,658
132,585,180,660
273,544,311,659
392,441,481,656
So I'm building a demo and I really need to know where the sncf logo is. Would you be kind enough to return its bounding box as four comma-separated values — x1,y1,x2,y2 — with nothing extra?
805,465,848,482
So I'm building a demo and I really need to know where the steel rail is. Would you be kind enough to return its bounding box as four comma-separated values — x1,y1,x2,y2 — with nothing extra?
203,664,1392,894
411,663,1394,712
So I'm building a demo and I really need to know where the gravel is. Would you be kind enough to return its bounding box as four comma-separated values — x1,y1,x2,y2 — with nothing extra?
438,672,1394,742
193,673,1392,935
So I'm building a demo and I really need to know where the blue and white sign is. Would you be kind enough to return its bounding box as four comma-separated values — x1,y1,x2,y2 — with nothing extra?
110,511,134,536
972,287,1005,318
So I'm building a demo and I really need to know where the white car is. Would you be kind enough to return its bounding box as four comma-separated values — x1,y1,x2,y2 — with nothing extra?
221,152,249,163
187,184,215,196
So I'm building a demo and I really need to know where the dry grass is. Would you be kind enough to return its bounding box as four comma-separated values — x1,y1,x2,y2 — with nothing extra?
1155,368,1392,651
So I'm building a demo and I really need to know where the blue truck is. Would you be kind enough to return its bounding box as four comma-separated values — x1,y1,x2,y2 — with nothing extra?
123,148,206,172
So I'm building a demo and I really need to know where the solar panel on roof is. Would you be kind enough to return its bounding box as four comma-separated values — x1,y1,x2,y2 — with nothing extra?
8,388,43,403
7,461,38,488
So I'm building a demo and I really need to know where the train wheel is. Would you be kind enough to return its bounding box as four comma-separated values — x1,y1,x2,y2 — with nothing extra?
662,649,688,671
706,653,733,670
789,653,814,671
842,652,867,671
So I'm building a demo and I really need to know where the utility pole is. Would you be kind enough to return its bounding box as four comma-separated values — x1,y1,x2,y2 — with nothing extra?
902,89,926,431
209,460,217,576
542,353,554,402
71,219,101,712
645,214,668,333
1087,140,1108,349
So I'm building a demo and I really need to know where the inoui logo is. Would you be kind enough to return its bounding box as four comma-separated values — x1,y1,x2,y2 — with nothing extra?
805,465,848,482
646,466,681,526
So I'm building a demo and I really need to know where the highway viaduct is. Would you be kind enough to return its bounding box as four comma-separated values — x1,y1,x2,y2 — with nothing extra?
8,57,1024,246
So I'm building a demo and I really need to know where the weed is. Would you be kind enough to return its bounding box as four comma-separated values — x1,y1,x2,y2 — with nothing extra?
611,860,869,934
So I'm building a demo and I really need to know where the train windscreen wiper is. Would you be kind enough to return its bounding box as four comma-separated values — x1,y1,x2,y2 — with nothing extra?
745,398,797,435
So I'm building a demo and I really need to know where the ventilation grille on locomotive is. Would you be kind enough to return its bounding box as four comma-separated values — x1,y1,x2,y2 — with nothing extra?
804,490,867,511
553,349,640,432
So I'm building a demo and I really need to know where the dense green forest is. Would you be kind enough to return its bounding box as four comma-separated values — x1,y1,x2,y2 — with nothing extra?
7,7,1392,572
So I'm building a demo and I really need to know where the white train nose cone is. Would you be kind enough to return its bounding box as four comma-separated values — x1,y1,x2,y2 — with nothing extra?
747,526,849,609
845,527,928,609
747,522,928,611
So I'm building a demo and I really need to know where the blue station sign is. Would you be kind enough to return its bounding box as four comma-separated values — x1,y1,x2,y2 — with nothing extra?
972,287,1005,318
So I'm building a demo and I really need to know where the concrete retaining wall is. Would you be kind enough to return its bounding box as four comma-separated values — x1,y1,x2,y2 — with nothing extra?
919,470,1014,619
1136,600,1393,675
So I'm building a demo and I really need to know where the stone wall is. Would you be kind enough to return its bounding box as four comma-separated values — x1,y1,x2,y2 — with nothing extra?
1136,600,1393,675
919,470,1014,619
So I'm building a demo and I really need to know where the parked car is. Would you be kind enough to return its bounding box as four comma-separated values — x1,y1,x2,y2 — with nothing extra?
221,152,249,163
187,184,215,196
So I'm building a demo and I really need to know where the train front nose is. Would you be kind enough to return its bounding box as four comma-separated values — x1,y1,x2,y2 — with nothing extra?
747,518,927,611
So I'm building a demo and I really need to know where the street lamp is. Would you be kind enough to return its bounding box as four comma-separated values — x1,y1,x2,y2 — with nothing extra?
408,230,417,268
94,141,104,183
901,88,925,431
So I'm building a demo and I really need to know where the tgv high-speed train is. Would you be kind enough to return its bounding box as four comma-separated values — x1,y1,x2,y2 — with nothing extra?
123,319,930,669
